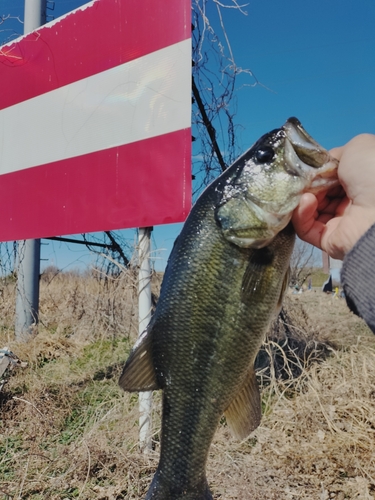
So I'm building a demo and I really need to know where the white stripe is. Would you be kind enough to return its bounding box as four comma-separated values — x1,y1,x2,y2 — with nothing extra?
0,39,191,175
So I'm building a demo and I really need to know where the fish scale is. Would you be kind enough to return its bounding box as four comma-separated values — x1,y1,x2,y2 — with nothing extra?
120,118,339,499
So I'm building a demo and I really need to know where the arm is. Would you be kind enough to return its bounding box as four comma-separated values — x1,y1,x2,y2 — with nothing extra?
292,134,375,333
341,223,375,333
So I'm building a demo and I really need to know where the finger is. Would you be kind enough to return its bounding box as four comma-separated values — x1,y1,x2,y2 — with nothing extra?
292,193,337,250
292,193,321,242
316,186,346,213
317,196,347,218
320,217,345,260
329,145,344,161
292,213,327,250
335,196,351,216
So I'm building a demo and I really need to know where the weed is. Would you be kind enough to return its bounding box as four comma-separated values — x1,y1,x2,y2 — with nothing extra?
1,274,375,498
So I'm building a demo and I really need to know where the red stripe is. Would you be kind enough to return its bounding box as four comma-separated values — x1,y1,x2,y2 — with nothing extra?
0,130,192,241
0,0,191,109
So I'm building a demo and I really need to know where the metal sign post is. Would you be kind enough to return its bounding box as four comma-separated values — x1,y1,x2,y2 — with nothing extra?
14,0,46,341
15,240,41,340
23,0,46,32
138,227,153,451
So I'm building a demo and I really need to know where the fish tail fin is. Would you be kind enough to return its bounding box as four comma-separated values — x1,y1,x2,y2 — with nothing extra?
145,469,213,499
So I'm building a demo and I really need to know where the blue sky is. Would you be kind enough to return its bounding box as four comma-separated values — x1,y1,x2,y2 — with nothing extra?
0,0,374,272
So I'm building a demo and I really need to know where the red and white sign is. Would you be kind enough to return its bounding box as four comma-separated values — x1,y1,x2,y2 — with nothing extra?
0,0,191,241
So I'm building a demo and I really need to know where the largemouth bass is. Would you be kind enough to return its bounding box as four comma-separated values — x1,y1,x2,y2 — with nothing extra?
119,118,338,499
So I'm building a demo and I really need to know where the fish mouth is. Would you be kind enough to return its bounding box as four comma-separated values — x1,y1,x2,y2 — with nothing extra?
283,117,339,191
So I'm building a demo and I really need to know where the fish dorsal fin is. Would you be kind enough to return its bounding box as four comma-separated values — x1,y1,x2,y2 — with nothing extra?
224,367,261,440
119,328,161,392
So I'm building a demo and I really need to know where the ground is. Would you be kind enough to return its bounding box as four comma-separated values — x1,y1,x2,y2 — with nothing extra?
1,271,375,499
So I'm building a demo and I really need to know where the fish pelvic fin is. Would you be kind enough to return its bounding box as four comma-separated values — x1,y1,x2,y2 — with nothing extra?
145,469,213,500
224,367,261,440
119,328,161,392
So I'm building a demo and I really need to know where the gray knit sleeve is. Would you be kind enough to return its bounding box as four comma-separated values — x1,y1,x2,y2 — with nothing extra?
341,223,375,334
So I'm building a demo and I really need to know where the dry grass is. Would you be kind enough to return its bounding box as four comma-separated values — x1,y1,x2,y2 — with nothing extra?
1,273,375,499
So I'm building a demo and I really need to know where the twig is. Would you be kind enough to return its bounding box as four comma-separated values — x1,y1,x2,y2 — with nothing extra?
17,456,30,499
12,396,45,420
192,75,227,172
0,488,14,500
78,440,91,499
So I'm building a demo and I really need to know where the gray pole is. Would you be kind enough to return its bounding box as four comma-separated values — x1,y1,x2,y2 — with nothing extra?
138,227,153,451
15,240,41,340
23,0,46,32
14,0,46,341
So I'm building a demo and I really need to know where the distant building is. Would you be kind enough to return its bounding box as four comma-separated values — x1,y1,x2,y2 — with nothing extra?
322,251,330,274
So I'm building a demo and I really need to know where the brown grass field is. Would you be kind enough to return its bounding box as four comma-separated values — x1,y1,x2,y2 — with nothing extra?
1,269,375,499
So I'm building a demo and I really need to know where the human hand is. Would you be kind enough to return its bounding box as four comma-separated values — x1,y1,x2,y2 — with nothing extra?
292,134,375,260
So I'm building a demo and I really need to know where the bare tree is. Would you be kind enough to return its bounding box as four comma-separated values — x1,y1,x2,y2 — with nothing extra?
289,239,320,288
0,14,23,45
192,0,262,194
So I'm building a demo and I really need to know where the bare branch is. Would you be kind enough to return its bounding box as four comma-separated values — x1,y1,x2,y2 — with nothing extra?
213,0,249,16
289,239,320,287
0,14,23,45
192,0,262,192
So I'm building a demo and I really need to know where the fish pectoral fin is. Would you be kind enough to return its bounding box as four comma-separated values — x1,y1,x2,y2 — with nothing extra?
119,328,161,392
276,266,290,312
241,247,274,304
224,367,261,440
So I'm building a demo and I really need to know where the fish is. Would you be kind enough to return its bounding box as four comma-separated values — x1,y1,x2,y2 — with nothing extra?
119,117,338,499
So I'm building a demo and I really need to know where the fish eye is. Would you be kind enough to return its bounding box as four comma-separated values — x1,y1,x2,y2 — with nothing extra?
254,146,275,164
